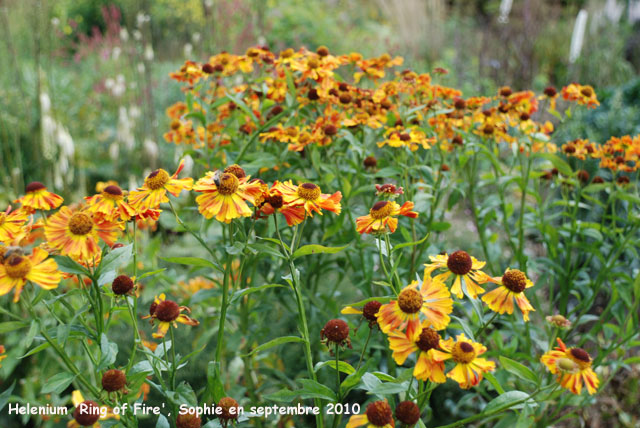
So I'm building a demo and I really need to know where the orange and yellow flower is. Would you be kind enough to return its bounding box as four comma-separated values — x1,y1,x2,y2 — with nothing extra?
44,207,123,262
15,182,63,212
388,322,446,383
193,166,264,223
255,183,306,227
273,180,341,217
0,345,5,367
128,160,193,212
480,268,535,321
0,247,61,302
541,338,599,395
424,251,487,299
355,200,418,234
145,293,199,339
84,184,135,222
0,207,29,244
431,333,495,389
377,276,453,340
561,83,599,108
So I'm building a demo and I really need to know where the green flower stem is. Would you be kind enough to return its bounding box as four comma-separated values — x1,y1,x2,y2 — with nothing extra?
376,236,396,295
334,344,341,402
466,153,495,274
516,148,533,270
475,311,499,339
169,325,177,390
274,216,324,428
356,328,373,371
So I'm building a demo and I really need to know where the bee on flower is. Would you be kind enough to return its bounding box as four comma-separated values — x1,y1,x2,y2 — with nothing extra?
387,322,446,383
431,333,495,389
144,293,199,339
193,165,264,223
128,160,193,212
0,247,61,302
15,182,63,213
272,180,341,218
44,207,123,262
541,338,599,394
377,275,453,340
355,200,418,234
424,250,488,299
480,268,535,321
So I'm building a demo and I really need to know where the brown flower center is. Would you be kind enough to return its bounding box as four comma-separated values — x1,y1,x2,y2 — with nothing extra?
69,213,93,236
102,185,123,200
177,413,202,428
569,347,591,369
112,275,134,295
73,401,100,426
297,183,321,201
395,401,420,425
447,250,472,275
267,195,284,209
369,201,394,220
145,169,170,190
25,181,46,193
217,173,239,195
451,341,476,364
502,269,527,293
5,255,32,279
416,327,440,352
398,288,423,314
223,164,246,179
101,369,127,392
155,300,180,322
322,319,349,343
217,397,240,420
365,401,393,427
362,300,381,322
580,87,593,97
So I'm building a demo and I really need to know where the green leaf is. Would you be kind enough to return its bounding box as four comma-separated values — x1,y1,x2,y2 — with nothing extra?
41,372,75,394
292,244,349,259
430,221,451,232
161,256,223,273
484,391,535,414
53,256,89,276
156,414,171,428
224,90,258,122
99,244,133,273
98,333,118,370
499,356,538,385
137,269,167,280
0,381,16,412
314,360,355,375
20,342,50,358
230,284,285,304
206,361,226,403
243,336,305,357
484,372,505,394
0,321,28,334
298,379,338,401
392,233,430,253
535,153,573,176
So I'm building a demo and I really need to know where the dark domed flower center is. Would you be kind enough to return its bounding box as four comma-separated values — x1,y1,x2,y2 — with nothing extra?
217,173,239,195
223,164,246,179
398,288,423,314
297,183,321,201
395,401,420,425
73,400,100,426
447,250,472,275
103,185,123,199
416,327,440,352
217,397,240,420
155,300,180,322
145,169,170,190
369,201,394,220
362,300,381,322
101,369,127,392
365,401,393,427
112,275,134,295
451,341,476,364
25,181,46,193
502,269,527,293
5,255,32,279
580,87,593,97
322,319,349,343
267,195,284,209
69,213,93,236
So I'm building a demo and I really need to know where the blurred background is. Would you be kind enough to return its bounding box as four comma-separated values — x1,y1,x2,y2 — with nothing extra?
1,0,640,202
